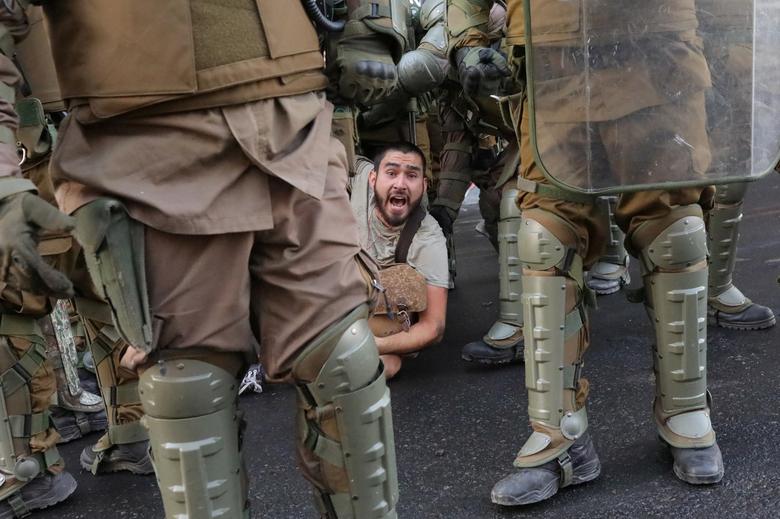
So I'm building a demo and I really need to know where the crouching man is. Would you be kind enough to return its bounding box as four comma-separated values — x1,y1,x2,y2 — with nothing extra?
350,143,449,378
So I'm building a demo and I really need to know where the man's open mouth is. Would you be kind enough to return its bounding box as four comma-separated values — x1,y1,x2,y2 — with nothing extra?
389,195,408,209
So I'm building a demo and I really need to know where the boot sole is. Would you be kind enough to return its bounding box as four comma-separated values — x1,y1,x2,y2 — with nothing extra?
673,464,724,485
461,353,522,365
708,315,777,331
491,459,601,506
0,472,78,519
80,450,155,475
592,285,621,296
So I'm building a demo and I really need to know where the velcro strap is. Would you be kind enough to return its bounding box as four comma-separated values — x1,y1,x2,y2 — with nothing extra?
516,178,595,205
107,420,148,445
89,338,114,367
75,412,92,435
439,169,474,183
304,420,345,469
7,491,30,518
103,381,140,407
74,297,113,325
558,451,574,487
442,142,473,155
352,2,391,20
0,314,42,339
563,308,584,340
9,411,50,438
1,342,47,397
562,364,582,390
43,446,62,468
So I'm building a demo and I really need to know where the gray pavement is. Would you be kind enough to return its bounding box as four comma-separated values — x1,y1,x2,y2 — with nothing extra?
40,175,780,518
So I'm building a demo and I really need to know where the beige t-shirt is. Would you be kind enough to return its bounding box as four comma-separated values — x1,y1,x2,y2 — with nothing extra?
350,158,449,289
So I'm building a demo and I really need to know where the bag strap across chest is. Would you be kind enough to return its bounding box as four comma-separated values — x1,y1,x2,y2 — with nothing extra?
394,205,426,264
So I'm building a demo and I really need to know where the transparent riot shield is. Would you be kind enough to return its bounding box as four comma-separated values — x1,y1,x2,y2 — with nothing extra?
523,0,780,194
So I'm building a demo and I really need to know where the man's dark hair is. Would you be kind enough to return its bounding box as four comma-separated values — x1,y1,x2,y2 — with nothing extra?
372,142,427,176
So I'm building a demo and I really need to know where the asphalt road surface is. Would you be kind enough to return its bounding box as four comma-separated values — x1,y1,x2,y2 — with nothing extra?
40,174,780,518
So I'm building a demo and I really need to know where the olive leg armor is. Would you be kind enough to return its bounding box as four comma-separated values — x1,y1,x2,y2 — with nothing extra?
637,213,716,449
587,196,630,295
73,198,152,472
483,188,523,350
293,305,398,519
139,359,247,519
706,183,776,329
0,314,65,504
514,210,591,476
78,314,149,472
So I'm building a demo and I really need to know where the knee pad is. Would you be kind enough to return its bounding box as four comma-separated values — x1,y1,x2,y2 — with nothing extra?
639,215,708,274
140,359,245,519
293,305,397,519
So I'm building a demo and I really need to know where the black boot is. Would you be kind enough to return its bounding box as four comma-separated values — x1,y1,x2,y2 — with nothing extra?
80,438,154,475
0,471,77,519
708,299,776,330
491,432,601,506
669,442,724,485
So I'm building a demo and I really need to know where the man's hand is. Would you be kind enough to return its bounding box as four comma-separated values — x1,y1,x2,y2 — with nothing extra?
455,46,510,98
336,20,398,106
0,192,75,298
120,344,148,371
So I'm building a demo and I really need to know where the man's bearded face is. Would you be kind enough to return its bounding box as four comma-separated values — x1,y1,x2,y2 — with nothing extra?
371,151,426,227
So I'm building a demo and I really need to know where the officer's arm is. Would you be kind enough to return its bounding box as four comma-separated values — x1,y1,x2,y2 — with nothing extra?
374,284,448,355
0,2,33,191
0,2,75,298
446,0,494,59
333,0,410,106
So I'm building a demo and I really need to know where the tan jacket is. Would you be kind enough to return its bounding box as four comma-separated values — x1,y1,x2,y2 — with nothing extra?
44,0,328,119
506,0,698,45
506,0,710,122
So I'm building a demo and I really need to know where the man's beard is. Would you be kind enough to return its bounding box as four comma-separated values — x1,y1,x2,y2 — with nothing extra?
374,188,422,227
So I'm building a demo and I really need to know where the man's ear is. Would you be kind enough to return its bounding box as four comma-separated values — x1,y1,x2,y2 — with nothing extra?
369,169,377,188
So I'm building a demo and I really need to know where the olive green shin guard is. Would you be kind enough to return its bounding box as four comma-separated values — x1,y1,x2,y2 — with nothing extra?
639,215,715,449
140,359,246,519
707,182,747,305
293,305,398,519
515,213,588,468
483,188,523,348
77,308,147,472
74,198,153,353
0,315,62,500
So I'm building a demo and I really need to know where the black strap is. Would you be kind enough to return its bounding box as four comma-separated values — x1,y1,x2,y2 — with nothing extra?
394,205,426,264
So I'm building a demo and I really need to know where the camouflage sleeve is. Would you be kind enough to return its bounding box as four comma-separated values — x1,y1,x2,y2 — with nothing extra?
446,0,494,56
0,0,35,196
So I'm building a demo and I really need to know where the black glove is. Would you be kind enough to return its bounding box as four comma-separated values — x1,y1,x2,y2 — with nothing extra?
0,192,75,298
455,46,510,98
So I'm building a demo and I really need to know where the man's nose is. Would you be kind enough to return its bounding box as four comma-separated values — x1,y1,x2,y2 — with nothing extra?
391,175,409,190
